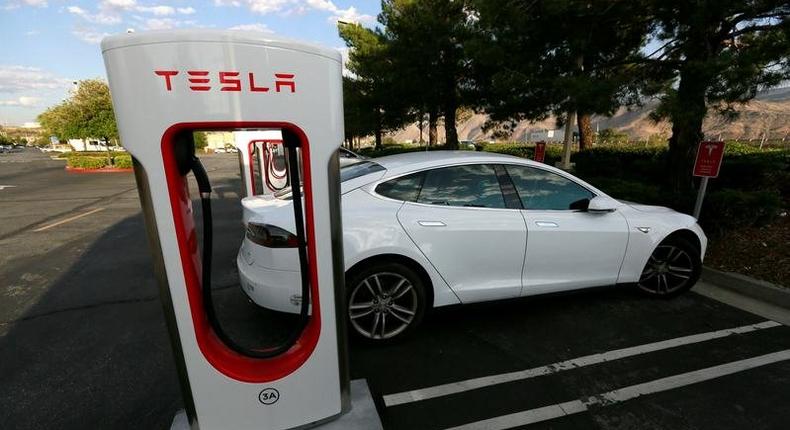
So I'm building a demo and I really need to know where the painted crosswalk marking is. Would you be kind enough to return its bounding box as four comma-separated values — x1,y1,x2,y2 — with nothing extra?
383,320,782,407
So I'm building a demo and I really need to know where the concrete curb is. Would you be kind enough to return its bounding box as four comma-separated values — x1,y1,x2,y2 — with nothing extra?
702,266,790,309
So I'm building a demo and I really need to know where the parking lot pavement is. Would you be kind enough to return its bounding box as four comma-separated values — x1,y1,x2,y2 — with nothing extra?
0,151,241,429
351,289,790,430
2,149,790,430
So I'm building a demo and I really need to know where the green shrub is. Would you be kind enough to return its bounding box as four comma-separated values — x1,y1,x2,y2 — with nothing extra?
67,155,109,169
359,144,425,158
481,143,532,158
480,142,564,165
713,150,788,194
702,189,782,235
113,155,133,169
583,177,665,205
572,144,667,182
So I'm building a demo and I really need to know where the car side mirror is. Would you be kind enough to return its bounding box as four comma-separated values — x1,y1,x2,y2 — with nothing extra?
587,196,618,213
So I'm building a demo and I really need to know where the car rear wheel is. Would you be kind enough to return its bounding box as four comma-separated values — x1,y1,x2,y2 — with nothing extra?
637,237,701,298
347,262,426,341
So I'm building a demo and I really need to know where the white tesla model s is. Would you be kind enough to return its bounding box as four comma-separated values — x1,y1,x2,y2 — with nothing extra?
237,151,706,341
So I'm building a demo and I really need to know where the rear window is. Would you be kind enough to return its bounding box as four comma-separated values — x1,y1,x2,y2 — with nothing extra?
340,161,385,182
375,172,425,201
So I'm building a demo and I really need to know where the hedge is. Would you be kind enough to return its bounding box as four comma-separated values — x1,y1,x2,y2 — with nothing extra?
571,144,788,196
113,155,133,169
65,152,134,169
67,155,110,169
703,189,783,235
358,144,426,157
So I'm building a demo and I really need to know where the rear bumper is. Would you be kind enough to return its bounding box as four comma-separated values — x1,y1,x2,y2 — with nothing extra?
237,251,302,314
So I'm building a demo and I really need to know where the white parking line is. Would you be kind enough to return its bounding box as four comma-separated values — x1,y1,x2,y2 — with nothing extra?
33,207,105,232
383,320,782,407
445,349,790,430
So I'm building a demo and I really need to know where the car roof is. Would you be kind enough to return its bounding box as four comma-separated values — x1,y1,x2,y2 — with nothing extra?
348,150,607,197
373,150,532,176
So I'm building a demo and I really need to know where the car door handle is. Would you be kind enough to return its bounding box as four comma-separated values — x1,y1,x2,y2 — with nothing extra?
535,221,559,228
418,220,446,227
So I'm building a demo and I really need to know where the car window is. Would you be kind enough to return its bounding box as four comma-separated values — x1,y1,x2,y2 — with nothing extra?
340,161,385,182
375,172,425,202
505,165,594,210
418,164,506,208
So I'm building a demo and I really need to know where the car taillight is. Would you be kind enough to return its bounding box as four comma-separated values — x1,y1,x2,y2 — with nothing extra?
245,222,299,248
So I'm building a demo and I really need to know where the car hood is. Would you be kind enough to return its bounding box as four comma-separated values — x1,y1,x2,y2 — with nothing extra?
619,200,675,214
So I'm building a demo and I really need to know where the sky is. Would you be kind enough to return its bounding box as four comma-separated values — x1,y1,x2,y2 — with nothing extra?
0,0,382,125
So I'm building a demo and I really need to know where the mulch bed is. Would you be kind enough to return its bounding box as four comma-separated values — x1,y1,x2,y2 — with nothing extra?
706,213,789,288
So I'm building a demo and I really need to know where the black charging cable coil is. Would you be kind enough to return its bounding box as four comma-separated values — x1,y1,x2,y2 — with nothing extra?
190,141,311,359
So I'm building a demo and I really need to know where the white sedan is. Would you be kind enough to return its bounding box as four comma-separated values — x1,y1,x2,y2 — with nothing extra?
237,151,706,341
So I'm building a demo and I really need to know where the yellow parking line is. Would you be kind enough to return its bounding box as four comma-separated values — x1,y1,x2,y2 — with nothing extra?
33,207,105,232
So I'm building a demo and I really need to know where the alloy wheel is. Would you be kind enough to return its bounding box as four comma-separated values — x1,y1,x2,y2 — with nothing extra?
638,244,695,295
349,272,418,340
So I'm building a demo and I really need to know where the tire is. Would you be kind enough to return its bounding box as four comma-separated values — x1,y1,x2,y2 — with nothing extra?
637,237,701,298
346,262,427,342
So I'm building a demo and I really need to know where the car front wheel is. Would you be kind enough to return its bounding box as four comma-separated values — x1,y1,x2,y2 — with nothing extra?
637,237,701,297
347,262,426,341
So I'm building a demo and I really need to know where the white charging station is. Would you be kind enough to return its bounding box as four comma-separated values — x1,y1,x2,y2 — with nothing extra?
101,30,372,430
233,130,287,197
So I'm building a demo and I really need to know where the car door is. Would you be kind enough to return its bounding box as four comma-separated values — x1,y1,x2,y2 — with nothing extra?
503,164,629,295
395,164,527,303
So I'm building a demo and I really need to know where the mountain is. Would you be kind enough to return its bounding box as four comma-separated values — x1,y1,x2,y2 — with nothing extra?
388,87,790,143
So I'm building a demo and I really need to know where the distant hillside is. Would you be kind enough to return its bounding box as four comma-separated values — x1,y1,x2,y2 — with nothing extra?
388,87,790,143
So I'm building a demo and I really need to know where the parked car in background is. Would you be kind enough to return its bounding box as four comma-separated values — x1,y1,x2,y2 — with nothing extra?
237,151,706,342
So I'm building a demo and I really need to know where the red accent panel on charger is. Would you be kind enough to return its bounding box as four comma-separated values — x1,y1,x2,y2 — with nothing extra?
161,122,321,383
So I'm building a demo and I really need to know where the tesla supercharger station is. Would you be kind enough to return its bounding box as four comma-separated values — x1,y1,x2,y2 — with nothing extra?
233,130,288,197
102,31,354,430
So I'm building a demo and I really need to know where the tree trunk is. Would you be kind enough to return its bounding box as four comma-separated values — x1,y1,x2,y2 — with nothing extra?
577,113,594,150
418,112,424,144
374,129,382,150
668,66,707,195
428,110,438,147
444,104,459,150
561,111,576,169
374,108,383,150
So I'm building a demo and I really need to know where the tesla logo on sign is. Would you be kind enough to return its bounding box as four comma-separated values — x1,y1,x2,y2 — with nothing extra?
258,388,280,405
154,70,296,93
693,141,725,178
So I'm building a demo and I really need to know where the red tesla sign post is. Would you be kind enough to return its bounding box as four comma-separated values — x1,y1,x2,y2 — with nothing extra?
534,141,546,163
692,141,725,219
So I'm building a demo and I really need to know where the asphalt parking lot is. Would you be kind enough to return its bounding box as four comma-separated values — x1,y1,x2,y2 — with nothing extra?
1,148,789,430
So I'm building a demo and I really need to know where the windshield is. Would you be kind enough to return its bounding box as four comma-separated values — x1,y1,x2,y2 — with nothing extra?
340,160,385,182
